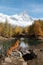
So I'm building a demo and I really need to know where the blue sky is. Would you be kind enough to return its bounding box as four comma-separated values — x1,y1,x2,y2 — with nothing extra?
0,0,43,18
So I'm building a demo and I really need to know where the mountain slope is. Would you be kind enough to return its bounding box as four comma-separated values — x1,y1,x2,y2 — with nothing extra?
0,13,34,27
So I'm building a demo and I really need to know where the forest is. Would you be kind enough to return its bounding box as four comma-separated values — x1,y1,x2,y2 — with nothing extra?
0,19,43,39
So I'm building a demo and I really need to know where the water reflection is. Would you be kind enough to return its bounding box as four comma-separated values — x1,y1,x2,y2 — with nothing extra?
0,38,43,55
20,41,29,49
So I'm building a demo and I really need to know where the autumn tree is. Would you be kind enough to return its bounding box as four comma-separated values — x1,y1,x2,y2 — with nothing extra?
9,24,13,37
0,23,4,36
28,24,34,36
13,26,23,35
3,18,9,37
33,20,43,37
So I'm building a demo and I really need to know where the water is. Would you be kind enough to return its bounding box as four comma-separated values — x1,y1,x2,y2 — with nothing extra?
0,38,43,55
20,41,29,48
2,38,43,49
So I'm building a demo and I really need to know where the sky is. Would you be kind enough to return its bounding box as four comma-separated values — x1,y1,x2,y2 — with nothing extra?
0,0,43,18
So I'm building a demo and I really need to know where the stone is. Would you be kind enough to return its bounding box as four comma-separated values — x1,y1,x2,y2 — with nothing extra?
18,58,27,65
5,57,12,63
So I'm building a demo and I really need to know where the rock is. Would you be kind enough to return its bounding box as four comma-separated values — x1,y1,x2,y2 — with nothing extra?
5,57,12,63
18,58,27,65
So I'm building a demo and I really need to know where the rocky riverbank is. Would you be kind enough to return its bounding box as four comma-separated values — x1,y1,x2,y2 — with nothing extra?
0,46,43,65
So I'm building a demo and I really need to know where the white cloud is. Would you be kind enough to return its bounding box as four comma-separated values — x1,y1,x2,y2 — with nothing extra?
33,17,43,20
